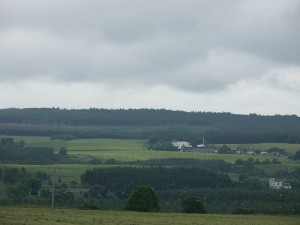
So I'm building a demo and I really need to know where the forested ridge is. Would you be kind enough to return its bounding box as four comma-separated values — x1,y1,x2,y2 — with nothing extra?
1,108,300,143
0,108,299,126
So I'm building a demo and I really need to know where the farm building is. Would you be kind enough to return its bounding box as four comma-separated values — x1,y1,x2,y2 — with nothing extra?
269,178,291,190
171,141,192,150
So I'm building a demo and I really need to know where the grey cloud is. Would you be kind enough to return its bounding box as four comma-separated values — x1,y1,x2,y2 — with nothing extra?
0,0,299,92
221,1,300,65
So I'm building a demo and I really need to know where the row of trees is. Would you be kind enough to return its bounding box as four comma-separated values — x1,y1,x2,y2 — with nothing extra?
0,108,298,127
81,167,233,199
0,138,67,164
1,108,300,143
80,164,300,192
157,187,300,214
1,165,299,214
0,108,200,125
125,186,206,214
0,167,207,214
0,168,49,200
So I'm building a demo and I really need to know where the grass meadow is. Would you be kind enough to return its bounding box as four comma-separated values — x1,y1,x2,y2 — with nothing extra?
24,136,300,162
4,135,298,162
1,136,299,182
0,206,299,225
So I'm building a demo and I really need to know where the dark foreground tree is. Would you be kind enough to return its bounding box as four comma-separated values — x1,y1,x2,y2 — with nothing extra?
124,186,160,212
182,197,207,214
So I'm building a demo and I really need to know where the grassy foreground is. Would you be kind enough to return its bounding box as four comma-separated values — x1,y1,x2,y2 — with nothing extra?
0,207,299,225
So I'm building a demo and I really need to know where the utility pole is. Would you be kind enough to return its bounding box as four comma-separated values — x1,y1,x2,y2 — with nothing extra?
0,167,4,191
49,167,60,212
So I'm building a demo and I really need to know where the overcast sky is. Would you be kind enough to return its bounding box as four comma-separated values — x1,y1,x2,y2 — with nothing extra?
0,0,300,115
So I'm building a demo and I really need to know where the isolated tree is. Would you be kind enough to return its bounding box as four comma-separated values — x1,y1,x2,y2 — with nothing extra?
182,197,207,214
125,186,160,212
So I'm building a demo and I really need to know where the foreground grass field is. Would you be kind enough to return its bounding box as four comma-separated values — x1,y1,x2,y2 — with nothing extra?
0,206,299,225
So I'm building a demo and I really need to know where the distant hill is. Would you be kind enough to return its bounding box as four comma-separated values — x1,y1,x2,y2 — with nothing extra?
0,108,299,126
0,108,299,144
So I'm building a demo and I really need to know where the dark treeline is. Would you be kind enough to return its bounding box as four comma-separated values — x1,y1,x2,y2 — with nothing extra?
0,167,75,207
80,166,300,214
0,167,49,202
81,167,232,199
0,108,299,127
1,108,300,143
158,188,300,214
130,158,232,172
2,162,300,214
0,138,60,164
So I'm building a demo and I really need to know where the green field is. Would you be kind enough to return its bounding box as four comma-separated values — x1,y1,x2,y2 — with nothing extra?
0,206,299,225
22,136,300,162
1,135,299,183
4,135,297,163
63,139,299,165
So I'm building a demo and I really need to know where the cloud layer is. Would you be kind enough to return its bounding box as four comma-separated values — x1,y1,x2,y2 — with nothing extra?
0,0,299,114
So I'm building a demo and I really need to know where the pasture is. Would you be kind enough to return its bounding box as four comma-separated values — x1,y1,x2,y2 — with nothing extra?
4,135,297,163
63,138,299,165
0,206,299,225
1,136,299,182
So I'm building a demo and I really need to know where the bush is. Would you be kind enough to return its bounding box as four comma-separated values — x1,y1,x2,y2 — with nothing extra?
124,186,160,212
182,197,207,214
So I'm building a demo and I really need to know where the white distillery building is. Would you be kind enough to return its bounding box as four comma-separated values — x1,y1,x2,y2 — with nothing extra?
171,141,192,150
269,178,291,190
196,138,205,148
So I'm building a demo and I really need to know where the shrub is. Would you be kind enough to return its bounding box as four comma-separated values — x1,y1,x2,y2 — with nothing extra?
182,197,207,214
124,186,160,212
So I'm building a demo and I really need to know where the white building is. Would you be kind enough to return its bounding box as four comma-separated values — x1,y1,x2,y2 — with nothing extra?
196,138,205,148
269,178,291,189
247,150,256,155
171,141,192,150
